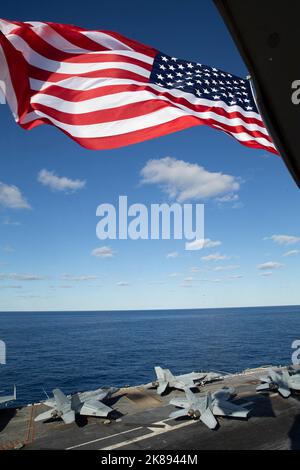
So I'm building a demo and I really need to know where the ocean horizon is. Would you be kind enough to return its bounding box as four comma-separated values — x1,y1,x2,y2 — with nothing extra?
1,304,300,406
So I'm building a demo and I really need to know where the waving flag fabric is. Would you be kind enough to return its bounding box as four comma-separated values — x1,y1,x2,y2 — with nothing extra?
0,19,277,154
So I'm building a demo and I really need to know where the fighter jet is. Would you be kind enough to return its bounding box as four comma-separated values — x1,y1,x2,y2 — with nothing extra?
152,366,220,395
256,368,300,398
0,385,16,406
35,387,117,424
169,387,250,430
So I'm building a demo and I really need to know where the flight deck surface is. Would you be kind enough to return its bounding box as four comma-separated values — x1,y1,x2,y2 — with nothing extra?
1,366,300,450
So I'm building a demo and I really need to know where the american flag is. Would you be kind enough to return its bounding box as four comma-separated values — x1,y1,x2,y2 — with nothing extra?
0,19,277,154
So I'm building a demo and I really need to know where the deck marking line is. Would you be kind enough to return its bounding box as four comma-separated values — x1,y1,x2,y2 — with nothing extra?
101,419,196,450
66,426,143,450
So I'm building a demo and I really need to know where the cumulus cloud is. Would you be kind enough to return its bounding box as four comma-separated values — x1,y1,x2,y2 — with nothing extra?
185,238,221,251
91,246,115,258
201,252,230,262
166,251,179,259
38,169,86,193
140,157,240,202
263,234,300,245
0,182,30,209
257,262,284,270
283,250,299,257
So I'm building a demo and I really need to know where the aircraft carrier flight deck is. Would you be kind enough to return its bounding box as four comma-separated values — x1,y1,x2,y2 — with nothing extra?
1,366,300,451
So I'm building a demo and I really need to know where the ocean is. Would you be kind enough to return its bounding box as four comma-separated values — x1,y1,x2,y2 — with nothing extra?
0,305,299,406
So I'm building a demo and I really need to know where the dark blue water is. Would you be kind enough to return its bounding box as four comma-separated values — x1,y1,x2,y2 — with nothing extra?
0,305,299,406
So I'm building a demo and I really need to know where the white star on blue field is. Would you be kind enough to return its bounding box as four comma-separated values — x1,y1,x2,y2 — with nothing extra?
0,0,299,311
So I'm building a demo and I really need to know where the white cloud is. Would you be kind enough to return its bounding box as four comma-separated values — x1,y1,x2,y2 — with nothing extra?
260,271,273,277
169,272,181,277
0,285,22,289
2,218,21,226
263,234,300,245
60,274,98,281
0,273,46,281
228,274,243,280
213,264,240,271
116,281,130,287
0,182,30,209
91,246,115,258
217,194,239,203
166,251,179,259
140,157,240,202
184,276,194,283
185,238,221,250
257,261,284,270
283,250,299,257
38,169,86,193
201,252,230,262
190,267,201,273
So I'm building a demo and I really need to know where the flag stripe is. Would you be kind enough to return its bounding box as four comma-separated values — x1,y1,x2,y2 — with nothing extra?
21,113,277,154
29,78,269,123
29,89,271,140
0,18,278,155
8,34,152,77
29,82,272,138
10,26,154,67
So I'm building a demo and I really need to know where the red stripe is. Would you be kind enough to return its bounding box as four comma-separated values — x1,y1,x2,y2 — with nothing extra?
10,27,152,71
20,113,278,154
98,30,157,58
46,22,157,58
28,64,149,83
30,82,271,142
26,96,273,145
31,81,264,126
0,31,30,121
44,22,110,52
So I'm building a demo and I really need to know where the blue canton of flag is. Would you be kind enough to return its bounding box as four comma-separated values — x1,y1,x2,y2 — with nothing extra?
150,53,257,112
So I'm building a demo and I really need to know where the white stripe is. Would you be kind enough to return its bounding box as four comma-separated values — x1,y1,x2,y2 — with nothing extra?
30,88,269,136
21,110,42,124
8,35,151,77
22,23,153,64
213,123,276,149
23,105,275,148
81,31,134,51
23,21,91,54
66,426,143,450
29,76,263,121
24,105,186,136
0,43,19,120
0,19,18,35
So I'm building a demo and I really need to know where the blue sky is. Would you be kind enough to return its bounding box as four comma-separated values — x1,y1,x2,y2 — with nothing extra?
0,0,300,311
